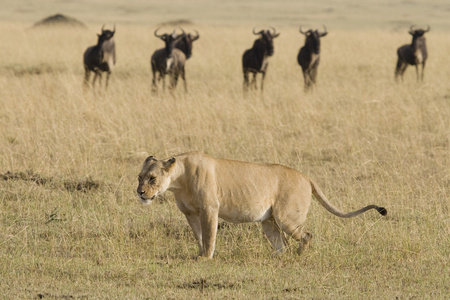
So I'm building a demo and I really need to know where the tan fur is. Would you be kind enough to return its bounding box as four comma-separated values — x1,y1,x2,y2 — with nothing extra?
137,152,386,258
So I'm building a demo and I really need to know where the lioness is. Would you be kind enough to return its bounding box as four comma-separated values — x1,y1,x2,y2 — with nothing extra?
137,152,387,258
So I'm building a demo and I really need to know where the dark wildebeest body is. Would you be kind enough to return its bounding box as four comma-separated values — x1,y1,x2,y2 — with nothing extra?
83,25,116,89
297,26,328,92
242,28,280,92
395,25,430,82
151,29,192,93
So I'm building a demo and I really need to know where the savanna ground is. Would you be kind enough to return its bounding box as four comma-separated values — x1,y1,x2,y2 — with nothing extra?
0,1,449,299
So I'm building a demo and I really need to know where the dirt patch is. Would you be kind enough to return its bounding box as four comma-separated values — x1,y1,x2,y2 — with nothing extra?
0,170,48,185
178,278,235,290
1,171,100,193
0,63,67,77
63,178,100,192
33,13,86,28
36,291,88,299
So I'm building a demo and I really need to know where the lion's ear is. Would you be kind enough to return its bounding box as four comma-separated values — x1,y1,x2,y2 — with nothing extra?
144,156,156,164
163,157,176,171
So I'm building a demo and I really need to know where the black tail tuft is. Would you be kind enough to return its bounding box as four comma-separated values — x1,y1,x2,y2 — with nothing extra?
376,206,387,216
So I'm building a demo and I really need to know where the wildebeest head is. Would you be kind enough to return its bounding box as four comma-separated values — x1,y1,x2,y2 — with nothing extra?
97,24,115,44
154,28,184,56
408,25,430,39
300,26,328,54
253,27,280,56
175,29,200,59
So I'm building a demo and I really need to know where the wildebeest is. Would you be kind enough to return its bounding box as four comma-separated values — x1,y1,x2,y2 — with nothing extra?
83,25,116,89
150,28,188,93
242,28,280,92
395,25,430,82
175,30,200,59
297,26,328,92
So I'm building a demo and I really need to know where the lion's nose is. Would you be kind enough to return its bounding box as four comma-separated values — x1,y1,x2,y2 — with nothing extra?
138,190,145,195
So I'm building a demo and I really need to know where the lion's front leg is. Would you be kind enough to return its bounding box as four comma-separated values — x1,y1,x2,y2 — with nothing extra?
184,213,203,257
200,206,219,259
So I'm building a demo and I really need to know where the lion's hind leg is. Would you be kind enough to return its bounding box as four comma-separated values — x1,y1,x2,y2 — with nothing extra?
280,222,313,256
272,179,314,255
272,206,313,255
297,231,313,255
262,216,287,254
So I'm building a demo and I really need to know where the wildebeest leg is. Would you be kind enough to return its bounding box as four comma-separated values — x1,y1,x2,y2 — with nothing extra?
395,61,407,82
97,73,102,88
420,62,426,82
160,72,166,91
395,59,402,81
105,71,111,90
181,67,187,92
151,62,158,93
301,71,306,90
92,72,100,88
243,71,249,92
83,67,91,88
151,71,158,93
415,65,420,82
303,70,311,92
310,59,320,89
261,71,266,92
311,66,318,86
251,73,257,90
170,73,179,90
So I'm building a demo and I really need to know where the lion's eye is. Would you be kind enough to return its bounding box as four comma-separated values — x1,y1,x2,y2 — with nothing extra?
138,176,142,181
148,177,156,183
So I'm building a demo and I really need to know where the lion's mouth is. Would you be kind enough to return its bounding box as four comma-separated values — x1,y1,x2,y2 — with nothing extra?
139,194,156,205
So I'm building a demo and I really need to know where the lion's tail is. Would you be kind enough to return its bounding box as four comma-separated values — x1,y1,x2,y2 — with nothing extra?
310,179,387,218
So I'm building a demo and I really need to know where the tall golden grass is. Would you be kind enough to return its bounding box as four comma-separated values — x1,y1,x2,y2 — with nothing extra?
0,23,449,298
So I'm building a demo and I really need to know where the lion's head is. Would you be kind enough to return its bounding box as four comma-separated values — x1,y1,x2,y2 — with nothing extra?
137,156,176,205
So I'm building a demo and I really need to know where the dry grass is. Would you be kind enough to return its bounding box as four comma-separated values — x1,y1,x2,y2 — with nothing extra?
0,8,449,300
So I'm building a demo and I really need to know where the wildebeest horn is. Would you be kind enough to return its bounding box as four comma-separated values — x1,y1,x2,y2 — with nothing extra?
101,24,105,32
299,26,308,35
320,25,328,37
192,30,200,41
154,27,164,38
252,28,263,35
113,24,116,33
178,27,186,35
424,25,430,32
270,26,280,38
409,25,416,34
